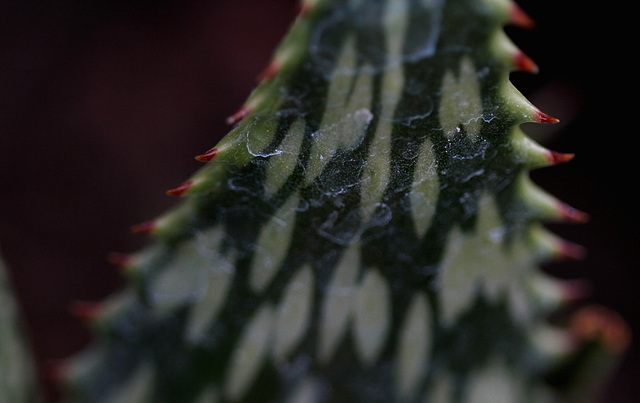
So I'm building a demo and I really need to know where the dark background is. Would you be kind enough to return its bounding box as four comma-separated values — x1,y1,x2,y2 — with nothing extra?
0,1,636,401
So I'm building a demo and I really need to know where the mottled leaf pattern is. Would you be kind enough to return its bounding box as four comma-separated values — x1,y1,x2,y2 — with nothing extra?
61,0,603,402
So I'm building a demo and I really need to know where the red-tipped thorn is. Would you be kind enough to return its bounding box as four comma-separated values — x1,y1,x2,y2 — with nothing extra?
556,240,587,261
509,4,535,29
166,180,194,197
195,147,219,162
535,110,560,124
226,105,251,125
297,0,315,17
547,150,574,165
257,60,280,83
561,279,593,302
514,51,539,74
107,252,134,270
131,220,157,235
570,305,631,354
69,301,102,323
557,202,590,224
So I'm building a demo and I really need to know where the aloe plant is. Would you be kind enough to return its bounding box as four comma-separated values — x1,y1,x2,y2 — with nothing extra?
46,0,628,401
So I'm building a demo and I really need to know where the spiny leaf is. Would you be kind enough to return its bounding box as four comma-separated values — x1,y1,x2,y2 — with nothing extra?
60,0,626,402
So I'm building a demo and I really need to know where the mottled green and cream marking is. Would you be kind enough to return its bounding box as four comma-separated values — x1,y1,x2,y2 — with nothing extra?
64,0,588,402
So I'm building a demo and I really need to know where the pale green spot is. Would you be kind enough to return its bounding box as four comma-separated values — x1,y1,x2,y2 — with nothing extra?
273,265,314,362
318,242,360,362
251,193,299,292
439,56,483,140
531,324,573,359
104,363,155,403
264,118,306,195
360,124,391,221
396,292,431,400
185,245,235,343
360,23,405,220
287,377,321,403
185,269,232,343
439,196,535,325
382,0,409,70
149,227,233,310
466,360,522,403
194,386,219,403
306,35,373,184
410,137,439,238
379,55,404,123
306,108,373,184
528,272,566,314
225,304,274,401
325,35,357,83
353,269,391,365
438,226,478,325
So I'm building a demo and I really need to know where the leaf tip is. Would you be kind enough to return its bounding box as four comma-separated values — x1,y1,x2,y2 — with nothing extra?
166,180,195,197
556,240,587,261
561,279,593,302
570,305,631,355
509,3,535,29
257,60,281,83
535,110,560,124
514,51,539,74
547,150,574,165
557,202,590,224
226,105,251,125
195,147,219,162
130,220,158,235
298,0,317,17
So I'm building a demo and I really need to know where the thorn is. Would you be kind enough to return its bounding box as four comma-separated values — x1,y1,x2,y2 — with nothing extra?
557,202,590,224
570,305,631,354
107,252,134,270
547,150,574,165
298,0,315,17
555,240,587,261
561,279,593,302
131,220,157,235
514,51,539,74
257,60,280,83
226,105,251,125
535,110,560,124
166,180,194,197
195,147,219,162
509,3,535,29
69,301,102,323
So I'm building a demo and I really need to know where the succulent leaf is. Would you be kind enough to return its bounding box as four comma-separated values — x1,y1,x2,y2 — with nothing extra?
61,0,626,401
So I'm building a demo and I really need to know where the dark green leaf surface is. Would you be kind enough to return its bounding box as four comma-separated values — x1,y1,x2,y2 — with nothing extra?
62,1,614,401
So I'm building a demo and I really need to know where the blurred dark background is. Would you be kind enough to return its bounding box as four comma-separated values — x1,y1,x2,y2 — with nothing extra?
0,1,636,401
